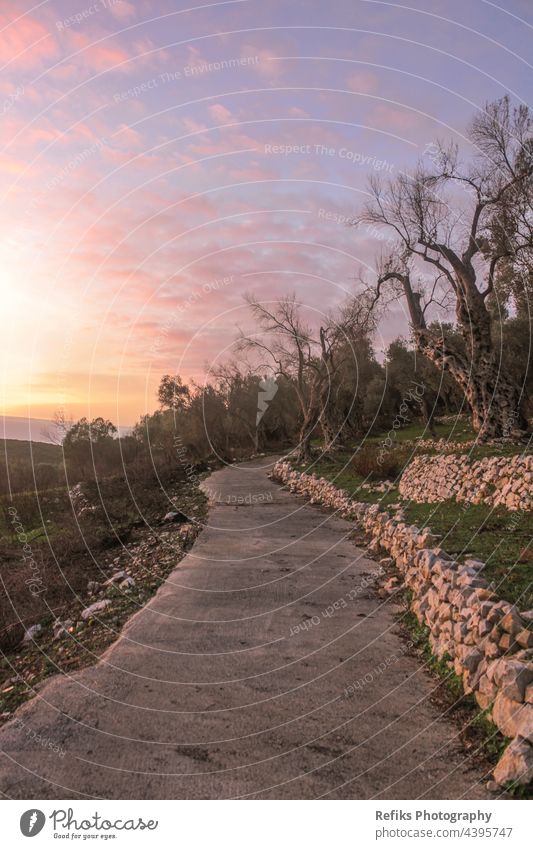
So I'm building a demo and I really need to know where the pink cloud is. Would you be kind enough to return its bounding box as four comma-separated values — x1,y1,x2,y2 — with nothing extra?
229,164,276,181
240,45,285,81
346,71,378,94
0,154,26,175
0,12,57,69
114,123,144,149
209,104,233,124
369,103,433,135
109,0,137,20
66,31,131,74
288,106,309,118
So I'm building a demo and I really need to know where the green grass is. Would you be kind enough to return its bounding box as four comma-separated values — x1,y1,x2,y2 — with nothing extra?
304,423,533,610
331,417,526,452
402,499,533,611
369,417,476,444
311,461,533,609
303,451,401,509
311,418,477,451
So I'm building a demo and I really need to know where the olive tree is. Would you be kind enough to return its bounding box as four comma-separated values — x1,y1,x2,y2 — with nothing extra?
356,97,533,440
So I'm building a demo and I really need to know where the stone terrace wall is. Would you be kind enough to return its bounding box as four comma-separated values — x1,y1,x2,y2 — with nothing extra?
272,460,533,787
399,453,533,512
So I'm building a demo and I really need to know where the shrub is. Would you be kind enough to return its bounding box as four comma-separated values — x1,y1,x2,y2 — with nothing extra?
351,444,412,481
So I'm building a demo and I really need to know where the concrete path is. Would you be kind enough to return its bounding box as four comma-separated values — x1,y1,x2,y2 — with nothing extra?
0,457,489,799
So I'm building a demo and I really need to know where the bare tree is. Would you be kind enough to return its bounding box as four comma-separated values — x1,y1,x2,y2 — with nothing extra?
356,97,533,440
41,408,73,445
237,294,373,460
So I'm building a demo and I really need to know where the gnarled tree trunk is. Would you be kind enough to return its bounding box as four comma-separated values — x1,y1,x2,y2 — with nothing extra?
414,326,527,441
396,272,528,441
320,414,338,453
295,412,317,462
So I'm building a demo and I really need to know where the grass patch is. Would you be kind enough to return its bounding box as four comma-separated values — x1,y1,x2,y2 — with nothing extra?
370,418,477,444
304,434,532,610
311,467,533,610
303,451,401,509
402,500,533,610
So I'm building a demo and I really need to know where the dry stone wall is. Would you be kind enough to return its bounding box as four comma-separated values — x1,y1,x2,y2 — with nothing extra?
272,460,533,788
399,453,533,512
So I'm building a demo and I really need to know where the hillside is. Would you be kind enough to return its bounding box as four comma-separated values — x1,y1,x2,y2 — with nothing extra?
0,438,62,465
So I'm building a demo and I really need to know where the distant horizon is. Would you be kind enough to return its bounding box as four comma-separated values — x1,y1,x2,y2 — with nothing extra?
1,415,133,444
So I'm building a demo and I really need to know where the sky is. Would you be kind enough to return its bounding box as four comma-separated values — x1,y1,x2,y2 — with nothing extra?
1,0,532,427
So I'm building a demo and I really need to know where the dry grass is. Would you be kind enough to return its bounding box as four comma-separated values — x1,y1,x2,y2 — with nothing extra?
0,468,200,653
350,444,412,481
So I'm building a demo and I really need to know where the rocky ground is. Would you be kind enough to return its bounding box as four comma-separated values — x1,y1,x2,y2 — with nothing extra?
0,481,207,726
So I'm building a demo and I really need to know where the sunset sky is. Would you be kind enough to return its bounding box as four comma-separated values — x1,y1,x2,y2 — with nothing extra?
1,0,532,428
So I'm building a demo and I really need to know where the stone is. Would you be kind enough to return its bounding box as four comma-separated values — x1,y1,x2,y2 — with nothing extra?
475,691,492,711
516,629,533,649
52,619,73,640
500,609,525,636
104,571,128,586
493,737,533,787
492,693,533,741
478,674,497,699
464,559,485,571
433,548,454,561
22,624,42,644
119,576,136,589
515,705,533,742
81,599,112,621
478,621,491,638
483,639,501,659
493,659,533,701
162,510,189,524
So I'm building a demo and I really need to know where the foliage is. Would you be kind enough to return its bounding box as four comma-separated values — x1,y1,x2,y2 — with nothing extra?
63,417,118,480
351,444,412,481
157,374,190,410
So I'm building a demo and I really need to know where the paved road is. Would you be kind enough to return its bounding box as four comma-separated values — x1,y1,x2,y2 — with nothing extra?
0,457,489,799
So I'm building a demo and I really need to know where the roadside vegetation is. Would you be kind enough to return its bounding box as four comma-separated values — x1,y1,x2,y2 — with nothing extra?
0,474,207,721
305,420,533,611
